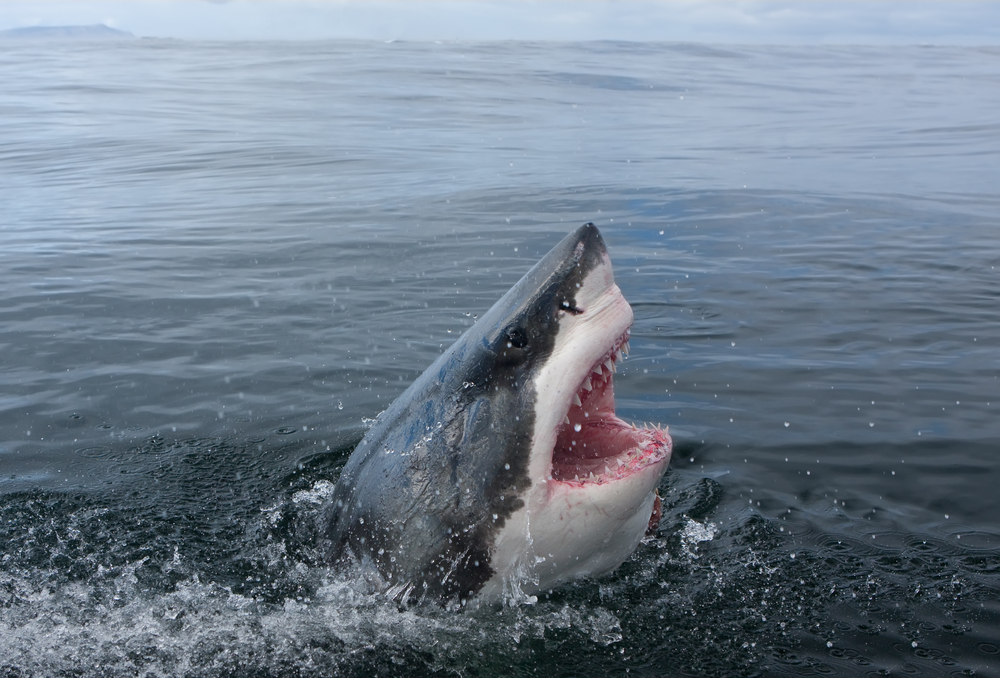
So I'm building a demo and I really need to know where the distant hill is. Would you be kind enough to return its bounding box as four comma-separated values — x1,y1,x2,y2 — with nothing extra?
0,24,135,40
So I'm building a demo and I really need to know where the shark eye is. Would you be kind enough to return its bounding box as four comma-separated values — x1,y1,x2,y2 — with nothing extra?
559,300,583,315
505,327,528,349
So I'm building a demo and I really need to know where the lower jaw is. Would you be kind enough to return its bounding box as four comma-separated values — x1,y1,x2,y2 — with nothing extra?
551,422,672,486
552,452,668,485
517,472,667,594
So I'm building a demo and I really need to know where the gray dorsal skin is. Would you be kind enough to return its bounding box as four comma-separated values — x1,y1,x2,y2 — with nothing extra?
323,224,608,602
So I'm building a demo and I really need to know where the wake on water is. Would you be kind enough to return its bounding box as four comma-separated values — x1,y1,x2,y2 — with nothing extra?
3,435,996,676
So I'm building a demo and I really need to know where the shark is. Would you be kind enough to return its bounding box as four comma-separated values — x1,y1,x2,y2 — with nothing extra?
322,223,672,604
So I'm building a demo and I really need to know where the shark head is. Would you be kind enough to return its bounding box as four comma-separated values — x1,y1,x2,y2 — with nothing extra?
476,223,672,598
324,223,671,603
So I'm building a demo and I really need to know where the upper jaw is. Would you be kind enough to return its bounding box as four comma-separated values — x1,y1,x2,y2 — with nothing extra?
557,285,632,400
548,317,671,486
537,273,671,488
527,271,633,479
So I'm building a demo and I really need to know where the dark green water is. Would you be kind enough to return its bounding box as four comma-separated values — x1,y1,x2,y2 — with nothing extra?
1,40,998,676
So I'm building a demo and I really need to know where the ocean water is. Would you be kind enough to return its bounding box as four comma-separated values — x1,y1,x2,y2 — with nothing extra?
1,38,999,676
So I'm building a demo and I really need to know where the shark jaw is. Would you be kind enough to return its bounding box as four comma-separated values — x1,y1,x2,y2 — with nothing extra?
481,247,673,600
551,327,671,486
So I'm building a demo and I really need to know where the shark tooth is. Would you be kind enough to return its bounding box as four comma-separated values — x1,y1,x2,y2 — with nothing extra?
604,359,613,373
582,377,593,391
572,393,583,407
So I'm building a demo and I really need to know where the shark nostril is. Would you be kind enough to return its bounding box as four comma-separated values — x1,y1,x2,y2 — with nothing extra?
559,300,583,315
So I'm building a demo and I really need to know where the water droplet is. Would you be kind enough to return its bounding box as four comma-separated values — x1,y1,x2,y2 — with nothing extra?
573,423,582,432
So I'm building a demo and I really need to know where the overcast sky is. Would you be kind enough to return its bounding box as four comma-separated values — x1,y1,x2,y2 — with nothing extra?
1,1,999,44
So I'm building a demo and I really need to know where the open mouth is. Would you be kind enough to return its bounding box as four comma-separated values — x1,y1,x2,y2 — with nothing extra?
550,329,672,485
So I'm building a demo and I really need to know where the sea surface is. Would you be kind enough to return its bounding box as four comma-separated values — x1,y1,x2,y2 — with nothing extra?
1,38,999,677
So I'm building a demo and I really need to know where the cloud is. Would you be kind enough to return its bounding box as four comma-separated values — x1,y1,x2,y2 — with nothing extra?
0,1,998,44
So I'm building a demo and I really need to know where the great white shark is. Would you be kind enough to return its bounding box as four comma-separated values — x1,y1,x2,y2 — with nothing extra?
322,223,672,604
